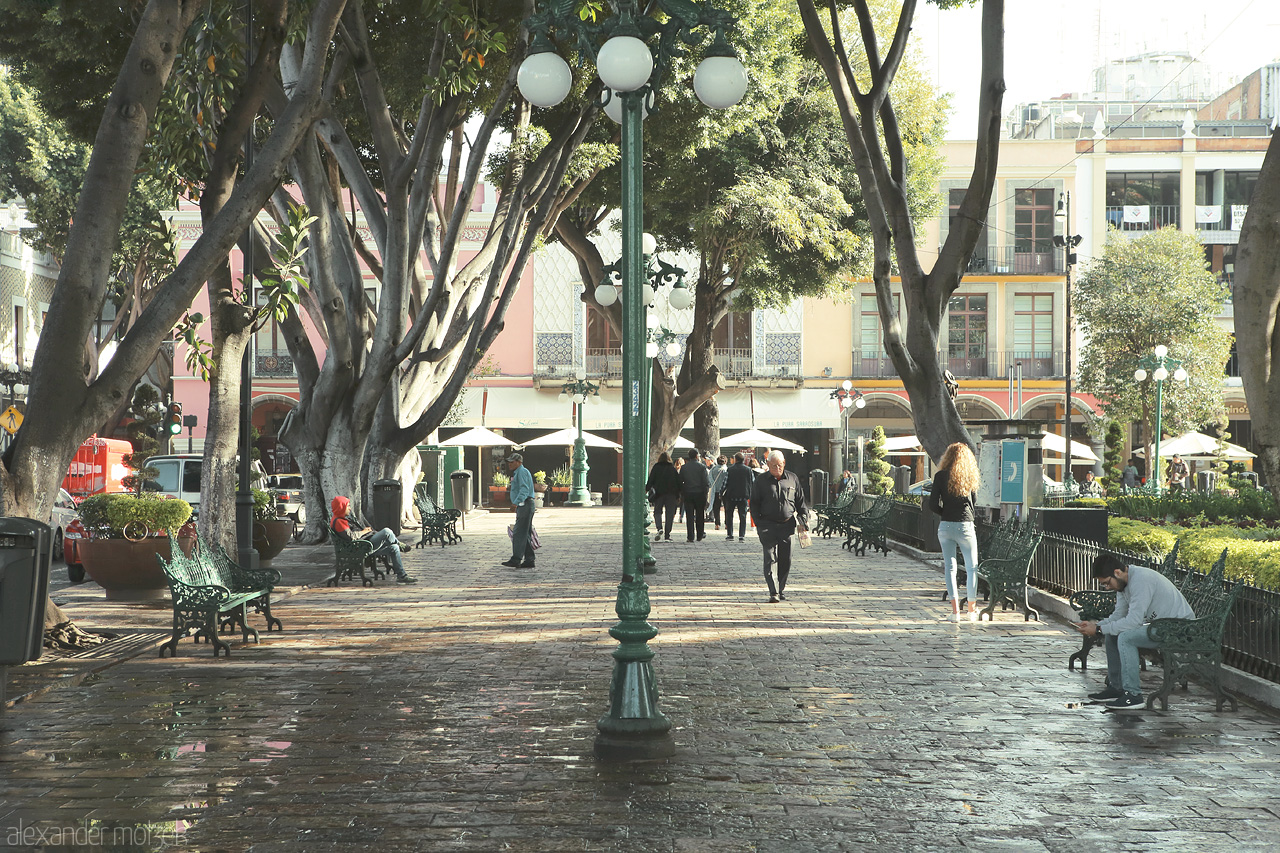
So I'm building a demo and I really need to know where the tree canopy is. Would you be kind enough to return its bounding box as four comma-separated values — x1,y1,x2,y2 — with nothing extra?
1075,227,1232,458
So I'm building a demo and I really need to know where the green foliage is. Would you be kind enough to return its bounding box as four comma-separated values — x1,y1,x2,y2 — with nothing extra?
1065,497,1107,508
491,471,511,487
549,464,572,487
533,470,547,485
1107,518,1178,558
419,0,510,104
1102,422,1124,490
251,487,277,521
864,425,892,495
1107,489,1279,525
1074,229,1232,452
78,493,193,538
1175,528,1280,590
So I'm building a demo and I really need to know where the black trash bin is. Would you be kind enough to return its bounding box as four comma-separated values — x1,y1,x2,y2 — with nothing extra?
1196,471,1218,492
450,470,473,519
1,518,53,705
371,479,403,536
809,469,828,506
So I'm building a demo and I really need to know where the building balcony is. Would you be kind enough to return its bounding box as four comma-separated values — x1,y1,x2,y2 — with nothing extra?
253,347,296,379
536,346,789,383
962,245,1065,276
854,349,1067,381
1104,204,1180,231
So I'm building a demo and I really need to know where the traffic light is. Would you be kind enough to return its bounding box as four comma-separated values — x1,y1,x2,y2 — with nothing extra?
166,402,183,436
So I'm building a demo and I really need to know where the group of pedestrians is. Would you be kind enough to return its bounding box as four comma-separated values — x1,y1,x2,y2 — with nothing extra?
646,448,809,603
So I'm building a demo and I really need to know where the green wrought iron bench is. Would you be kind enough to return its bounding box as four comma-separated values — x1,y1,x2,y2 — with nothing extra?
813,484,856,538
326,523,389,587
842,494,892,556
970,518,1043,622
413,484,461,549
1145,549,1240,711
157,534,281,658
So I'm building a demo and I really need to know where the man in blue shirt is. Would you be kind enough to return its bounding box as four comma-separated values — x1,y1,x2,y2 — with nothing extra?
1072,553,1194,711
501,453,537,568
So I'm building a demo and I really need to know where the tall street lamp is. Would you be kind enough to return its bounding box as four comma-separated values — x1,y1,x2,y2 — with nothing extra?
519,0,747,761
829,380,865,476
1054,192,1083,486
1134,345,1187,493
559,368,602,506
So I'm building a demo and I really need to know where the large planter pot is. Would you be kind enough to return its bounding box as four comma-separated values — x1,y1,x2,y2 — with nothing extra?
79,532,196,601
549,487,570,506
489,486,510,509
253,517,294,566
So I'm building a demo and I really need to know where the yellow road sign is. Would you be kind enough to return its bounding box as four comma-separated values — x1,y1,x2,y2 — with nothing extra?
1,406,23,434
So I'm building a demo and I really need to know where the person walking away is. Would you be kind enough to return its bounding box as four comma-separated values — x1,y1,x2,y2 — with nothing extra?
501,453,536,568
928,442,980,622
708,455,728,531
722,452,754,542
1071,554,1195,711
750,450,809,602
329,495,416,583
1166,454,1189,492
674,456,686,523
680,449,711,541
645,452,682,541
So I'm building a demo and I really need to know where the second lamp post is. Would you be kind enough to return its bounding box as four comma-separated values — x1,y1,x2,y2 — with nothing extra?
1134,345,1187,494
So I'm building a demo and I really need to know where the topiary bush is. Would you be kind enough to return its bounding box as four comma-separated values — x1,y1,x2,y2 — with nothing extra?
1108,518,1178,558
1175,528,1280,590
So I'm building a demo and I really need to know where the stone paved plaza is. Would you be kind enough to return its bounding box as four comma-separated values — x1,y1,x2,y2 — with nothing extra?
2,507,1280,851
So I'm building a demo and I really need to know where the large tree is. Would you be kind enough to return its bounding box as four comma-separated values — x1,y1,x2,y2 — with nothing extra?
1234,126,1280,496
0,0,349,636
796,0,1002,462
1075,228,1232,468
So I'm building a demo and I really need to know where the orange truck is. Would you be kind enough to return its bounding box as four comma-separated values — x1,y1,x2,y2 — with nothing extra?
62,436,132,498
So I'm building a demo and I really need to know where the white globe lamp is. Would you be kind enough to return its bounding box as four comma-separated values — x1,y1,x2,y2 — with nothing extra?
603,90,652,124
595,282,618,306
518,52,573,108
1153,367,1168,382
646,341,659,359
668,285,692,310
855,396,866,409
596,36,653,92
665,340,681,357
694,54,748,109
1173,367,1188,382
1134,368,1147,382
642,232,658,256
1154,344,1168,358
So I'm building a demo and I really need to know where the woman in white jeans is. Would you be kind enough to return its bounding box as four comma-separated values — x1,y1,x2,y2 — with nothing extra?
927,443,981,622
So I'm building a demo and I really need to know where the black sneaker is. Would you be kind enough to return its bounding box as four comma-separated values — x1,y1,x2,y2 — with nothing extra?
778,592,787,601
726,536,734,541
500,559,521,568
519,561,535,568
396,575,418,584
1087,686,1123,704
738,537,745,542
1103,692,1144,712
768,595,778,603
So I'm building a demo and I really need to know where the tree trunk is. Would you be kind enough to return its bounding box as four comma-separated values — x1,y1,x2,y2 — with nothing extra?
685,285,720,456
199,297,253,552
1233,126,1280,497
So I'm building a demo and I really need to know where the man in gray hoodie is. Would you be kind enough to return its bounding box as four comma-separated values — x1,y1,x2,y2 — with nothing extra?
1072,553,1194,711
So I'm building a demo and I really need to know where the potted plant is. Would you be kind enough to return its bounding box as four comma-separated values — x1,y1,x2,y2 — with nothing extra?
532,471,548,509
548,464,572,504
608,482,623,506
76,493,195,600
251,487,293,565
489,470,511,509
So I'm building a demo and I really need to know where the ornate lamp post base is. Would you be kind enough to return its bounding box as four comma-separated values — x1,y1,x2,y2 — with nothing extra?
594,575,674,760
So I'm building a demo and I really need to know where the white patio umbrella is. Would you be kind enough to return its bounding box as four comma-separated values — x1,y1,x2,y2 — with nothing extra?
521,427,623,451
1136,431,1255,460
671,436,696,450
719,428,806,454
882,435,928,456
438,426,518,447
1039,431,1100,462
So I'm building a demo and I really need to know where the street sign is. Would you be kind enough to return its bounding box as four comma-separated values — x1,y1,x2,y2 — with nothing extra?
1,406,23,435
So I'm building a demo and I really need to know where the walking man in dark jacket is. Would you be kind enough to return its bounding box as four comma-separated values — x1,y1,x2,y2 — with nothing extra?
750,450,809,602
679,448,711,541
721,452,754,541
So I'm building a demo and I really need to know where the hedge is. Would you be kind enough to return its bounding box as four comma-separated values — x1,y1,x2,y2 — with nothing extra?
1107,518,1178,557
1105,518,1280,591
78,493,193,537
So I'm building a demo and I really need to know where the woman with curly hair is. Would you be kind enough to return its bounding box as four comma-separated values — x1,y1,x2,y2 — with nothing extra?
928,442,981,622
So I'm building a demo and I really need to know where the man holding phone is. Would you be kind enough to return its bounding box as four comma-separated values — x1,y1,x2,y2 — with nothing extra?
1072,554,1193,711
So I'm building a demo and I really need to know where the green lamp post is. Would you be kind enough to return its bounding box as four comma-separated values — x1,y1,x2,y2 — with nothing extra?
518,0,747,761
560,368,602,506
1134,345,1187,494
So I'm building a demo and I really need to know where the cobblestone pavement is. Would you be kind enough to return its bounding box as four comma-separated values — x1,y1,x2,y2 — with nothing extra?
2,508,1280,852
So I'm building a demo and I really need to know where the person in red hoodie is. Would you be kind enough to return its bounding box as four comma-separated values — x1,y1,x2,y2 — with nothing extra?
330,495,416,583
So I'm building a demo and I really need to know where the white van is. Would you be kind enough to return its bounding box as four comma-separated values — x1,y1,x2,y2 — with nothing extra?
143,454,267,515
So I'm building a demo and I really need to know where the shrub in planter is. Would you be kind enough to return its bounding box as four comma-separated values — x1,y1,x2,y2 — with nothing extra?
1107,518,1177,558
76,493,194,600
1066,497,1107,508
1176,528,1280,590
79,493,193,538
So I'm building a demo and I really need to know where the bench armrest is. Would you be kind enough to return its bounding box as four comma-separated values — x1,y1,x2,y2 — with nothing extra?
1068,590,1117,621
1147,614,1220,648
164,574,232,606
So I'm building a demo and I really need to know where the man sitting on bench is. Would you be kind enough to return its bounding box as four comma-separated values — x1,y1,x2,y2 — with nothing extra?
330,495,417,584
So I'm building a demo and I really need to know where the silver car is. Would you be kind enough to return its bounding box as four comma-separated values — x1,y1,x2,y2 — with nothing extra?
268,474,306,524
